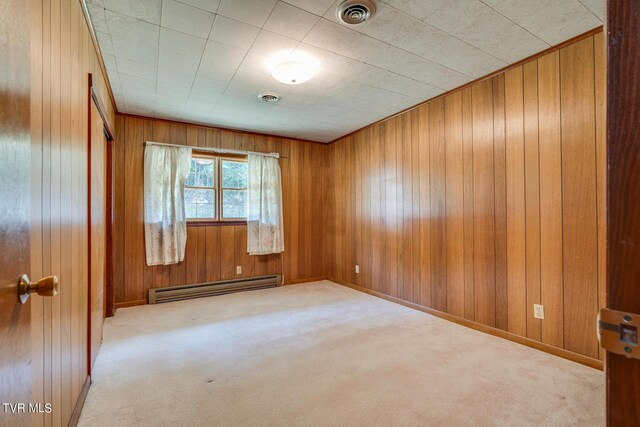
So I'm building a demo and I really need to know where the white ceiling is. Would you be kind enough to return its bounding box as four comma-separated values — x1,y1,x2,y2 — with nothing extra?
86,0,603,142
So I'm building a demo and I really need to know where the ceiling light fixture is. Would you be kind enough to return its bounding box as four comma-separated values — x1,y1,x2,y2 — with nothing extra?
267,51,319,85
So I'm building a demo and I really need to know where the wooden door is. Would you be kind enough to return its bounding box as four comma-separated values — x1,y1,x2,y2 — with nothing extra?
0,0,33,425
606,1,640,425
89,101,107,373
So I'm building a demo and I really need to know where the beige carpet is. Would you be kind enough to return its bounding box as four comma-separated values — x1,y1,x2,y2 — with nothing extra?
79,281,604,426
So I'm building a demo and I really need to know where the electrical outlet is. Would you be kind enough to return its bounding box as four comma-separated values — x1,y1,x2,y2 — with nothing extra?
236,266,242,275
534,304,545,320
355,265,360,274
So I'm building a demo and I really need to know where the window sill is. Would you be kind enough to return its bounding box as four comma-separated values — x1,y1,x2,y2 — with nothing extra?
187,220,247,227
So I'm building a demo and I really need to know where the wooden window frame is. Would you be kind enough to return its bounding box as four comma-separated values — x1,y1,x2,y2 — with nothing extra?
186,150,248,227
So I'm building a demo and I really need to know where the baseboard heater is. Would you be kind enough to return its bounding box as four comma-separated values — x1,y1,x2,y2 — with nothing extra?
148,275,282,304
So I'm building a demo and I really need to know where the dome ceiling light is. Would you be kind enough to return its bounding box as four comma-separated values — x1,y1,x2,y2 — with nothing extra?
267,51,320,85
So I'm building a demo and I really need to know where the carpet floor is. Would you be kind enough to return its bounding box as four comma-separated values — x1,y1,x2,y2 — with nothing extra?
79,280,604,426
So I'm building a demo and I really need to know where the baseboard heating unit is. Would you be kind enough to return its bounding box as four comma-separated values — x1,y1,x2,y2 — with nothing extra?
148,275,282,304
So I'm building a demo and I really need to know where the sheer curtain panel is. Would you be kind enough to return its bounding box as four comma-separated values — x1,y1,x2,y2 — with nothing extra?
247,154,284,255
144,144,192,266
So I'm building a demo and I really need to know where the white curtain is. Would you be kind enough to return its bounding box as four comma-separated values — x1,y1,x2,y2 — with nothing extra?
143,144,192,266
247,154,284,255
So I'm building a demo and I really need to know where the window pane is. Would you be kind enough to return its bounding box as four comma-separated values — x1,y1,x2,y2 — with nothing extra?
196,203,214,218
187,158,215,188
184,189,215,219
222,189,247,218
185,203,197,219
221,160,247,189
186,171,196,187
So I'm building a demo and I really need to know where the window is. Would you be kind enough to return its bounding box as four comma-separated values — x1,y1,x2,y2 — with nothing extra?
184,152,248,222
221,159,248,219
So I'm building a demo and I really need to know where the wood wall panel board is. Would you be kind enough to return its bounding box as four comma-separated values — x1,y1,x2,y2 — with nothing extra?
185,227,199,285
429,99,448,312
593,31,606,361
383,120,399,297
324,144,334,280
379,123,389,296
322,139,333,281
401,113,414,301
124,117,145,302
220,226,236,280
492,75,508,331
31,0,45,421
461,87,475,321
504,66,527,337
196,227,206,283
344,137,351,285
51,0,64,421
330,142,340,282
523,60,542,341
352,139,360,285
113,115,126,303
363,128,373,291
186,125,198,147
395,117,406,299
314,143,326,279
444,92,465,318
89,100,107,377
471,80,496,327
302,143,314,279
369,125,383,294
560,37,599,359
537,50,564,348
353,132,362,287
235,225,255,278
330,141,340,282
362,129,372,290
417,105,431,307
410,109,422,304
40,0,53,415
60,0,74,417
288,141,300,282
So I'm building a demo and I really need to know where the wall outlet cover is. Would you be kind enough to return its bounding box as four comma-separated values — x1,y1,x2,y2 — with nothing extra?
236,266,242,275
355,265,360,274
534,304,545,320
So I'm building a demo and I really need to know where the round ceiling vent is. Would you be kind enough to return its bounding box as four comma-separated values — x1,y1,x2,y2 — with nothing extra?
336,0,376,25
258,92,280,103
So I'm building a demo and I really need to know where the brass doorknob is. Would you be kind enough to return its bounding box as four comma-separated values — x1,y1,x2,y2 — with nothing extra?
18,274,59,304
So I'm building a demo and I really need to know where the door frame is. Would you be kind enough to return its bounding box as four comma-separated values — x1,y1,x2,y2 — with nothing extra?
87,73,114,376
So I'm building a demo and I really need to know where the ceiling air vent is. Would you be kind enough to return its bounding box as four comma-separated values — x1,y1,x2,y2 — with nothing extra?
258,92,280,103
336,0,376,25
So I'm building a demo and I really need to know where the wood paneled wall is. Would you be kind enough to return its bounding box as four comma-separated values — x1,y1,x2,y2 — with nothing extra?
113,115,327,306
325,32,606,363
30,0,115,425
